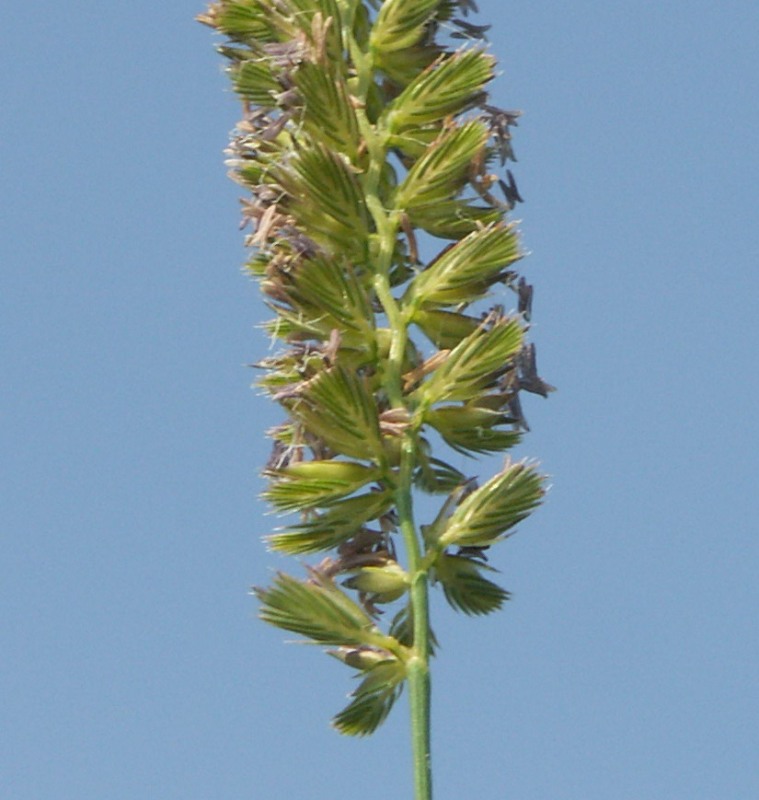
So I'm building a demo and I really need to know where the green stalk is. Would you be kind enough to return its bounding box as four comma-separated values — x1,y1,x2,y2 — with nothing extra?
369,156,433,800
376,268,432,799
398,437,432,800
357,37,432,782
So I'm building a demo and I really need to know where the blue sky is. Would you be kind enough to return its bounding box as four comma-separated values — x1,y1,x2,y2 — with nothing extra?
3,1,758,798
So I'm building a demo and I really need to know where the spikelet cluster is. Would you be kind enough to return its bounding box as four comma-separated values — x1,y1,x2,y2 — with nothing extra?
200,0,551,736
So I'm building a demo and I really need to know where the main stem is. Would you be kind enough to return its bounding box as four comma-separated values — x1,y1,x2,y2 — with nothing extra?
353,32,432,799
374,274,432,800
398,437,432,800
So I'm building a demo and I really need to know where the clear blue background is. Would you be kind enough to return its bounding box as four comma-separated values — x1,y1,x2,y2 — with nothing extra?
3,2,758,798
